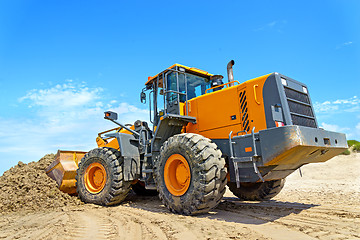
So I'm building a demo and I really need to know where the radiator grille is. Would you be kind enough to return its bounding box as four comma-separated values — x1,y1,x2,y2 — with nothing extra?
284,88,310,104
287,101,313,117
239,90,250,132
284,86,317,128
291,114,317,128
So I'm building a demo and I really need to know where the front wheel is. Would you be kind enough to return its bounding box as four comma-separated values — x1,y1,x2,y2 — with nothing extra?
227,179,285,201
154,133,227,215
76,148,131,206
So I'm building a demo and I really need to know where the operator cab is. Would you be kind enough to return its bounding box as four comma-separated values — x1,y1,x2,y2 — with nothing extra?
143,64,214,127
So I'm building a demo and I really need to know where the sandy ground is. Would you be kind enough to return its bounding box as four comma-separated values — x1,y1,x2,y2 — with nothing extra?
0,153,359,240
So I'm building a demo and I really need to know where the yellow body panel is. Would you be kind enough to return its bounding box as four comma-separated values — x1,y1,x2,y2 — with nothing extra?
238,74,270,134
179,102,185,116
195,85,241,132
186,74,270,139
101,138,120,149
119,125,135,135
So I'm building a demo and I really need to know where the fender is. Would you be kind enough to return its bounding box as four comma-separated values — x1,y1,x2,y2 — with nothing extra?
105,132,140,181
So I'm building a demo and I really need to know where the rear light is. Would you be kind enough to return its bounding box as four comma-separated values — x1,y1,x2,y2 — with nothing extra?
302,86,308,94
275,121,285,127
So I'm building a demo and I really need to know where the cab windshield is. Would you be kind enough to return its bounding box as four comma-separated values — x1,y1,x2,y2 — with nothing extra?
166,72,210,102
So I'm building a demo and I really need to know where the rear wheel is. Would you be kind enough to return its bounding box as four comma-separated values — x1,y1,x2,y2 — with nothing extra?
154,133,227,215
76,148,131,206
227,179,285,201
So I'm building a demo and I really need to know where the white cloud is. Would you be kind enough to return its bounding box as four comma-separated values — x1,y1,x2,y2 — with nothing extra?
267,21,277,28
314,96,360,114
19,82,102,108
336,41,354,49
109,102,149,124
320,122,355,139
315,96,360,140
17,81,148,131
254,20,287,32
0,81,149,174
320,123,350,133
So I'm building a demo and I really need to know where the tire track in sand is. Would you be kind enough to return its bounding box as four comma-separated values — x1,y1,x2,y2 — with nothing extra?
64,209,119,240
106,204,269,240
62,206,170,240
0,211,67,240
217,200,360,240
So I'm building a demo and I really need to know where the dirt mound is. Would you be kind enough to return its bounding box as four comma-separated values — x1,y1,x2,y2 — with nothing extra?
0,154,83,213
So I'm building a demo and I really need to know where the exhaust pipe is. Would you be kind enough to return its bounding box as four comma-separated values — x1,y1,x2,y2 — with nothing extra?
227,60,235,86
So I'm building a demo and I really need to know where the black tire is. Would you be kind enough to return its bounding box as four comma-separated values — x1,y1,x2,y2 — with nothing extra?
76,147,131,206
227,179,285,201
132,181,158,196
154,133,227,215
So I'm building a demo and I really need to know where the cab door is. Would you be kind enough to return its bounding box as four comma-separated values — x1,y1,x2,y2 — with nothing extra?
165,71,186,115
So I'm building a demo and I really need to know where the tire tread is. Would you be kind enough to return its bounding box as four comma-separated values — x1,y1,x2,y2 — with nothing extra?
154,133,227,215
76,147,131,206
228,179,285,201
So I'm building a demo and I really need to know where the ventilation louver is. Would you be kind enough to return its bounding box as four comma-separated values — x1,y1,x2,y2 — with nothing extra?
239,90,250,132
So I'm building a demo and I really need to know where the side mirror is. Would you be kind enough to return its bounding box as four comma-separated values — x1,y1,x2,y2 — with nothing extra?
140,91,146,104
104,111,118,120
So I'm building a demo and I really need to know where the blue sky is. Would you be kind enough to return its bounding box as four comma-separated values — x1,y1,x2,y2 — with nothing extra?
0,0,359,174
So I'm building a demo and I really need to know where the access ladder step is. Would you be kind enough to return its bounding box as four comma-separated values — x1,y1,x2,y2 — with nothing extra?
232,157,253,163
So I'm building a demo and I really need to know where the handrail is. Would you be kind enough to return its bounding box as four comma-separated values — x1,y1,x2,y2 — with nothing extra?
205,80,240,94
164,90,186,95
250,127,265,182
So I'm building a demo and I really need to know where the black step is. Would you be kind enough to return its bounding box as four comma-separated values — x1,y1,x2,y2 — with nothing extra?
232,157,253,163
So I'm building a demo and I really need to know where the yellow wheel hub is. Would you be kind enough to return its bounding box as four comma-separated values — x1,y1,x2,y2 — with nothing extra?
164,154,191,196
84,162,107,194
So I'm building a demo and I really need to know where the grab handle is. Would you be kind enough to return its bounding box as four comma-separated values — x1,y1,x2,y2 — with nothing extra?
253,84,260,105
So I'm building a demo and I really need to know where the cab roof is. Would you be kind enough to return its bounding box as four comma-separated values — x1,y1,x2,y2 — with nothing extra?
145,64,213,87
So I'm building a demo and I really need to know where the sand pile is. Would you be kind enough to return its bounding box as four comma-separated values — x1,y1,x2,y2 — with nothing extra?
0,154,82,213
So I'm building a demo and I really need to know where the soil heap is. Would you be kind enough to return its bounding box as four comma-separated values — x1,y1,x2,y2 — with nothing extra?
0,154,82,213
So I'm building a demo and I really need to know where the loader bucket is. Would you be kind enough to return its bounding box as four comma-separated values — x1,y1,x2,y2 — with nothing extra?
45,150,87,194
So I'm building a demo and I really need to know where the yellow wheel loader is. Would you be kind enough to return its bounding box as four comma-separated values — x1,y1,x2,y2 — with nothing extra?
46,61,347,214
